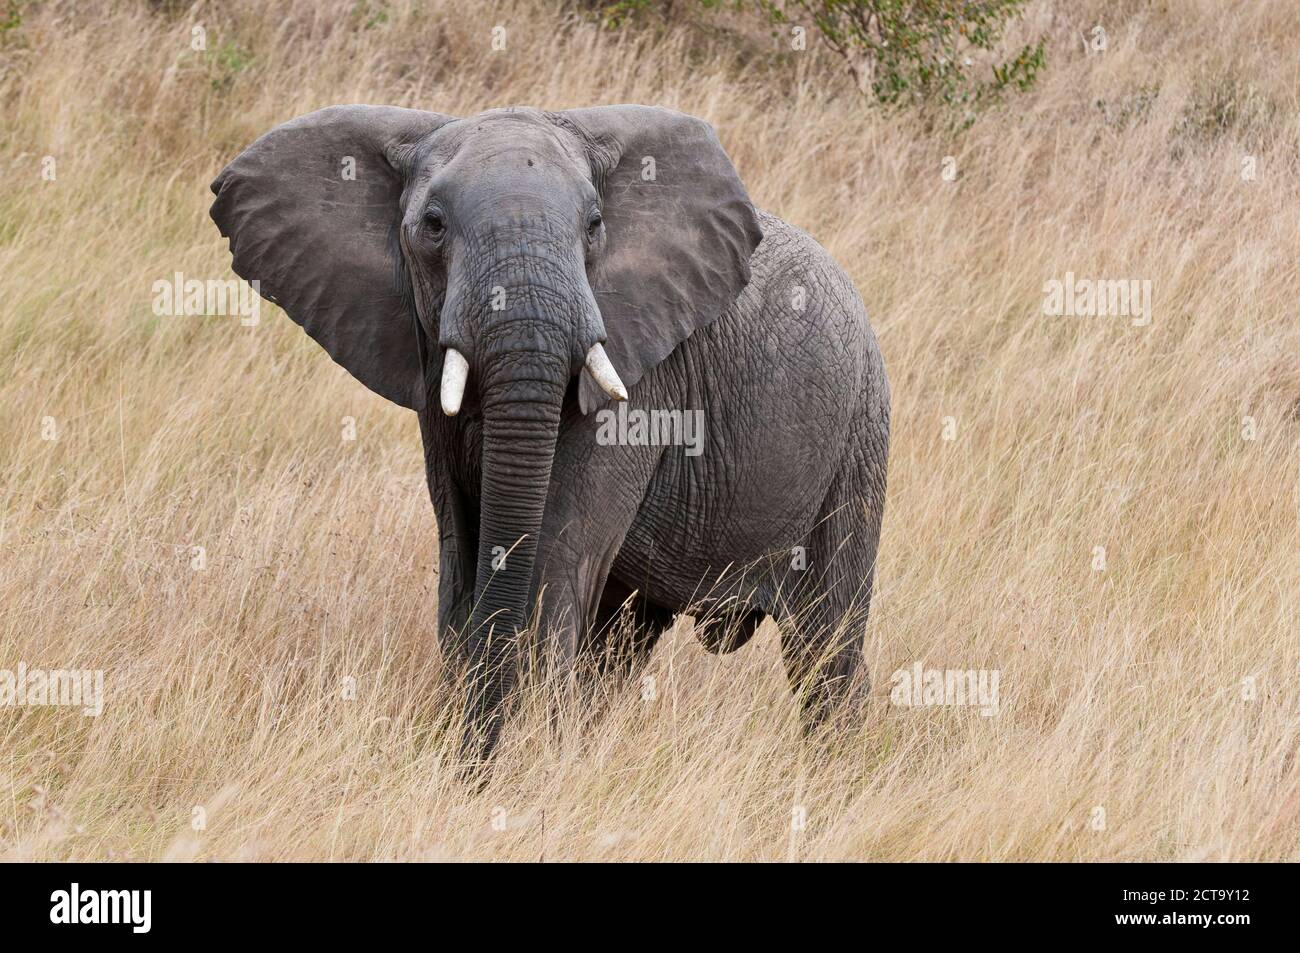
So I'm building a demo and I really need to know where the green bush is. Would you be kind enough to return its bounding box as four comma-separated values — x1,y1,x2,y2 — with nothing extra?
760,0,1043,110
584,0,1045,115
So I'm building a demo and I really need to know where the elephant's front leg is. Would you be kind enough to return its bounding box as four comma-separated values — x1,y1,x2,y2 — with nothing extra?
530,417,665,678
435,511,476,661
424,460,479,675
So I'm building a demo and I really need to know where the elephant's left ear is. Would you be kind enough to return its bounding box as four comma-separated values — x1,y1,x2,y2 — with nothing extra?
552,106,764,414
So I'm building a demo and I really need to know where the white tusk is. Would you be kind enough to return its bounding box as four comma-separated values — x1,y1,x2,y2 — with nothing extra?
584,343,628,402
440,348,468,416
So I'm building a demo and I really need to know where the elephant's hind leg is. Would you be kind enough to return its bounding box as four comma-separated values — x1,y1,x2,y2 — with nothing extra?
778,426,887,731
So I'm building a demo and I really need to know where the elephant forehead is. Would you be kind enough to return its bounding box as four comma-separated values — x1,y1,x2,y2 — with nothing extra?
428,112,589,175
422,144,595,222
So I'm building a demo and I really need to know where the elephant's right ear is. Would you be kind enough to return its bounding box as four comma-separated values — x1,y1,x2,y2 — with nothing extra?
210,105,455,410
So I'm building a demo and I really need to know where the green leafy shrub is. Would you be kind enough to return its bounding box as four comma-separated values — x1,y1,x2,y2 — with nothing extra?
758,0,1044,110
581,0,1045,115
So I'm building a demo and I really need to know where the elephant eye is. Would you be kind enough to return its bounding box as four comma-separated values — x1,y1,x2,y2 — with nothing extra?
423,208,445,236
587,210,603,239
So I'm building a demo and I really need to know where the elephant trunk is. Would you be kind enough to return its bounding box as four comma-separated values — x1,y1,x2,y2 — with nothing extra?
458,317,572,765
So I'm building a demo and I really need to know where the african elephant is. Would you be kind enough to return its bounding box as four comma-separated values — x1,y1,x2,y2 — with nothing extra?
210,104,890,764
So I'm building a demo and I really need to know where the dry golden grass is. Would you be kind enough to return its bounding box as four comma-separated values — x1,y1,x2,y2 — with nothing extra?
1,0,1297,861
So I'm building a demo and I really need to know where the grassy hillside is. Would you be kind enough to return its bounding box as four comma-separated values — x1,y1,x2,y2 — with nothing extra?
0,0,1296,860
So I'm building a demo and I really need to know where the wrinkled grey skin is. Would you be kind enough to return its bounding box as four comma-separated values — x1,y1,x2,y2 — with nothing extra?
211,104,889,765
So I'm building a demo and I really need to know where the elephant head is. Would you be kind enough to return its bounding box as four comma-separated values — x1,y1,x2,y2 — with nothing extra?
210,104,762,761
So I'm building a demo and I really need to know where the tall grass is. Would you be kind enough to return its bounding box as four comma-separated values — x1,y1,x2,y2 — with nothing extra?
0,0,1296,860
